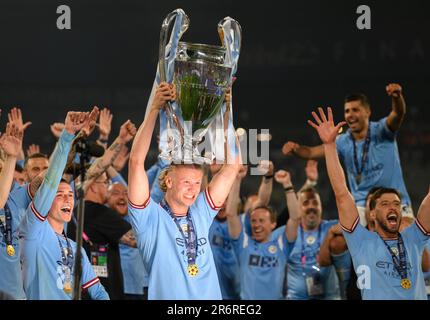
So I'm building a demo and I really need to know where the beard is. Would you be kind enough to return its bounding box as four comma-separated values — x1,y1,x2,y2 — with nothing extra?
376,216,400,235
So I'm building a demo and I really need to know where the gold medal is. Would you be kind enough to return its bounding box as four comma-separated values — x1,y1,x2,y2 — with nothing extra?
187,264,199,277
401,278,411,290
6,245,15,257
63,281,72,294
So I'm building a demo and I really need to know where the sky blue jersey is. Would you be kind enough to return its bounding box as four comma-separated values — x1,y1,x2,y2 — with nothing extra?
128,188,222,300
342,216,429,300
232,226,294,300
209,218,240,299
119,214,148,295
286,220,340,300
336,117,410,206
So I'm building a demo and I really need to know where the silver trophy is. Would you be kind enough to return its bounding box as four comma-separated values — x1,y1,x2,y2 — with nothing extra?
158,9,241,164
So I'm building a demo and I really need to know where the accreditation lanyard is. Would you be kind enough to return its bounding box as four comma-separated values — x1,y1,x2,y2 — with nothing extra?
56,231,74,269
380,233,408,280
161,200,197,266
300,224,322,274
0,204,13,248
350,126,371,185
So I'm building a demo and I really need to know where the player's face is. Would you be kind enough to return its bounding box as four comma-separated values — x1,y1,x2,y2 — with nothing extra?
299,191,322,229
49,182,75,224
250,208,276,243
25,157,49,182
107,183,128,216
344,101,370,134
244,194,258,213
167,167,203,207
373,193,402,234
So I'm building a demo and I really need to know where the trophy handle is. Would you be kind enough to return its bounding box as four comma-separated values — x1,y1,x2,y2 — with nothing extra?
217,17,242,77
158,9,189,82
158,9,189,140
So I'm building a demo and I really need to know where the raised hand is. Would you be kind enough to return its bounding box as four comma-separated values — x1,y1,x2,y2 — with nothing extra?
274,169,292,187
308,107,346,144
8,107,32,133
81,106,100,137
26,144,41,157
64,111,90,135
97,108,113,140
50,122,65,139
152,82,176,111
386,83,402,98
282,141,299,156
118,120,137,144
305,160,318,182
0,122,23,158
112,145,130,172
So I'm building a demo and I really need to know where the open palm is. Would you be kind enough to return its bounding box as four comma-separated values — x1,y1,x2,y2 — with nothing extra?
0,123,23,157
308,107,346,144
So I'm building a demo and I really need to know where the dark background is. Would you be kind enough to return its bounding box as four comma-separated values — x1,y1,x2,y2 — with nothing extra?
1,0,429,218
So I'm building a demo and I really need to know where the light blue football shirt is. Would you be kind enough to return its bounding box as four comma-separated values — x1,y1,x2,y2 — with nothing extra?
286,220,340,300
119,214,148,295
0,184,33,299
232,226,294,300
336,117,410,206
19,129,108,300
128,189,222,300
343,217,429,300
209,218,240,299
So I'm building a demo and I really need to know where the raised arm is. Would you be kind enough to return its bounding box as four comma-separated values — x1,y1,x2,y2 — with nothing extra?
274,169,301,242
282,141,324,160
83,119,136,193
0,122,23,208
225,166,246,239
385,83,406,132
308,107,359,231
416,188,430,234
300,160,318,191
128,82,174,206
207,131,241,209
253,160,274,208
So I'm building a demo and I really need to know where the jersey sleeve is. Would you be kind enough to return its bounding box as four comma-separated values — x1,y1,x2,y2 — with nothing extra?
231,228,246,261
376,117,396,141
402,220,430,250
80,247,110,300
342,219,373,257
127,196,161,266
194,189,222,221
335,134,347,162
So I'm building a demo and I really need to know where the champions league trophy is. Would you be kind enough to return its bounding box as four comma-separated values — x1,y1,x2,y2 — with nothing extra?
157,9,241,164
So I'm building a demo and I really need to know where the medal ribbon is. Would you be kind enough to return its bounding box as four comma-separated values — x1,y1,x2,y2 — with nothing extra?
350,126,371,184
56,231,74,269
0,203,13,249
300,223,322,274
161,200,198,266
380,233,408,280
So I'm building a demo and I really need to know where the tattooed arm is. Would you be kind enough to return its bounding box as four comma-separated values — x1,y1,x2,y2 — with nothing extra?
82,120,136,194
